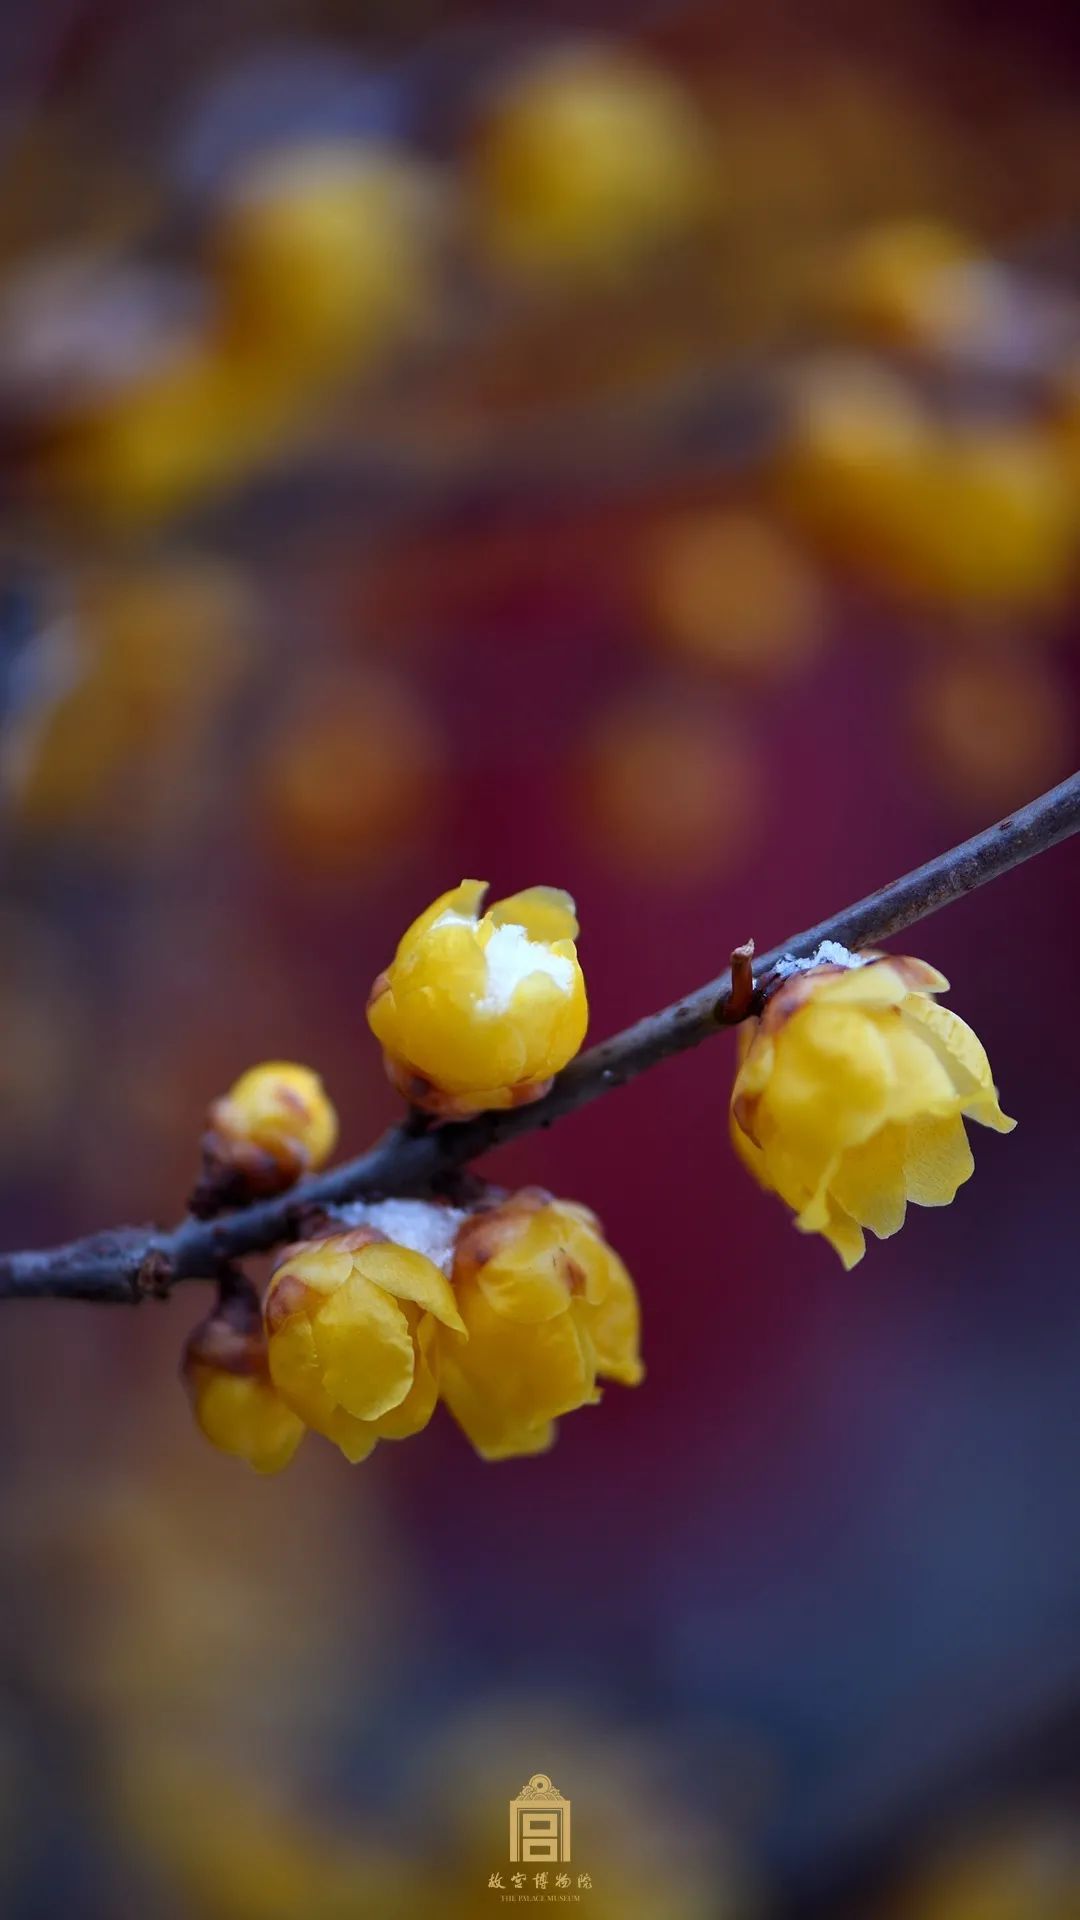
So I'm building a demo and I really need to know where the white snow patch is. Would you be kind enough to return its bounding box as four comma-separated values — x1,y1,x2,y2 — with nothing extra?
478,921,574,1013
772,940,871,980
338,1198,467,1275
429,909,574,1013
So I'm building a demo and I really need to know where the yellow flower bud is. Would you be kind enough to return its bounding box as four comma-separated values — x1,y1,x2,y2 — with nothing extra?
825,218,982,350
578,697,764,884
472,44,707,283
211,142,435,382
645,510,824,682
777,364,1077,613
909,651,1071,813
437,1190,643,1461
264,1224,466,1464
261,668,440,877
367,881,588,1118
774,358,938,568
731,951,1015,1269
182,1288,305,1475
40,334,298,528
84,558,255,734
196,1063,337,1212
900,427,1077,613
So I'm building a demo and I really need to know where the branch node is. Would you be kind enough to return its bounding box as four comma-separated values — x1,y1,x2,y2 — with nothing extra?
721,940,757,1023
135,1248,174,1302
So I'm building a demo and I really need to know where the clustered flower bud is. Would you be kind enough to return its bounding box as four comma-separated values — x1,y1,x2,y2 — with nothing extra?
193,1061,337,1214
440,1189,644,1461
263,1223,466,1463
38,142,437,531
366,880,588,1117
182,1282,305,1475
183,1190,644,1471
730,948,1015,1268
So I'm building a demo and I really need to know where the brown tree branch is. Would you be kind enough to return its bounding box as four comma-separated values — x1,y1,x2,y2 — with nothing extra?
1,772,1077,1305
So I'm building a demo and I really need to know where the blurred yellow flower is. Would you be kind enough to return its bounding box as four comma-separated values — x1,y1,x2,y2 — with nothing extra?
775,357,936,566
264,1226,466,1463
119,1748,426,1920
212,141,437,382
909,650,1071,813
262,669,440,878
731,951,1015,1268
40,332,298,527
826,217,981,349
367,880,588,1117
645,508,824,680
898,426,1077,613
202,1062,337,1205
5,559,255,852
472,44,707,283
578,697,763,884
777,364,1077,613
84,558,255,733
36,144,437,529
182,1289,305,1476
896,1816,1080,1920
438,1190,643,1461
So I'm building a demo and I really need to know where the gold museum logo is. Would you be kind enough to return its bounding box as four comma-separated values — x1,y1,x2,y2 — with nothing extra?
510,1774,571,1864
487,1774,593,1898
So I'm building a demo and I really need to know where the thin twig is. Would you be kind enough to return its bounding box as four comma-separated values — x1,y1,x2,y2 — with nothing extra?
1,772,1077,1305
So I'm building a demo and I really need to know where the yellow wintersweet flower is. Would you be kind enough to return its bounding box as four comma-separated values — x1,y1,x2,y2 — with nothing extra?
196,1062,337,1211
826,218,981,350
437,1190,643,1461
367,881,588,1117
212,141,436,383
730,949,1015,1269
264,1224,466,1464
43,333,301,529
472,44,708,284
182,1289,305,1475
217,1061,337,1168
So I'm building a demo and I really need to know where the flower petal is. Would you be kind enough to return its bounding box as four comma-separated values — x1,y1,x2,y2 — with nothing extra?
586,1250,644,1386
370,1313,441,1439
829,1123,910,1239
355,1242,466,1334
765,1003,897,1152
809,960,914,1009
196,1373,306,1474
900,995,1016,1132
314,1272,416,1420
877,1011,963,1122
440,1362,558,1460
398,879,487,950
489,886,579,942
267,1311,324,1407
273,1246,354,1293
320,1408,381,1464
814,1197,866,1270
439,1281,597,1457
903,1109,975,1206
730,1100,772,1185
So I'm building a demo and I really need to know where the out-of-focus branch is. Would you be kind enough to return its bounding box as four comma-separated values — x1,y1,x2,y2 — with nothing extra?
1,771,1077,1305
